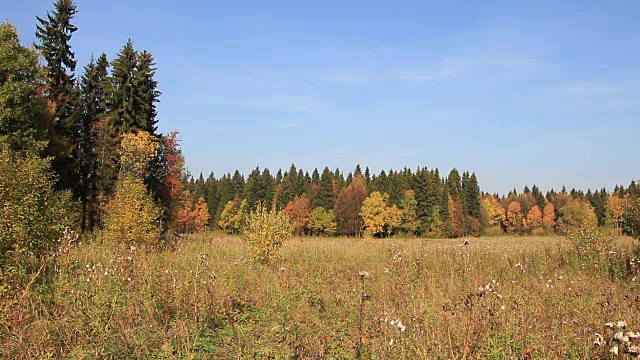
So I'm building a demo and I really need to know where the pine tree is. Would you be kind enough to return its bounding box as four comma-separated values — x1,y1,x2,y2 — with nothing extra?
231,170,245,197
76,53,109,230
204,172,219,226
134,50,161,134
35,0,78,190
315,167,336,210
109,39,159,133
531,184,546,210
108,39,137,132
244,167,262,210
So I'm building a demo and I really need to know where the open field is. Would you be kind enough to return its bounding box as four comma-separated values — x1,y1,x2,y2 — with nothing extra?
3,234,640,359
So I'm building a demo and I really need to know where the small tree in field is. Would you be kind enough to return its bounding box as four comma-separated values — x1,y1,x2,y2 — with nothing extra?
243,203,293,264
102,177,161,247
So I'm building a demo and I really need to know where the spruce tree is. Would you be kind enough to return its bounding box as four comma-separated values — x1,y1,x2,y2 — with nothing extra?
464,173,481,219
76,53,109,230
134,50,161,134
315,167,336,210
35,0,79,189
109,39,147,133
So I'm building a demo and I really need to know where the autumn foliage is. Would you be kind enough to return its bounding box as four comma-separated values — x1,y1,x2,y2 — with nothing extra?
333,175,367,236
102,177,161,247
282,194,312,235
243,203,293,264
176,194,210,233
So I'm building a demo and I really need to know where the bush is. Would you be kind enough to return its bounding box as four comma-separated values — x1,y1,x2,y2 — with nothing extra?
102,177,161,248
566,226,615,257
0,145,73,295
243,203,293,264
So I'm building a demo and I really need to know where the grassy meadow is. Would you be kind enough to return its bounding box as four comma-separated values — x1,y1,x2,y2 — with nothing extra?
3,233,640,359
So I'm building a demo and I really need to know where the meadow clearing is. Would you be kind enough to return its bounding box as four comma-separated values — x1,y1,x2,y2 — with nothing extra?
3,233,640,359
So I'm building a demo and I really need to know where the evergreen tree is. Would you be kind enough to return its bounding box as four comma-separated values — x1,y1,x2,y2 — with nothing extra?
205,172,219,226
35,0,79,190
315,167,336,210
75,53,109,230
532,184,546,210
260,167,275,209
464,173,482,219
244,166,262,210
108,40,159,133
134,50,161,134
231,169,245,197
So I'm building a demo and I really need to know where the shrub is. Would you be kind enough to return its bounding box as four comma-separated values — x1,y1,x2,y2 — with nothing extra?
308,207,337,236
218,197,247,234
566,225,615,257
102,177,161,247
243,203,293,264
0,145,73,294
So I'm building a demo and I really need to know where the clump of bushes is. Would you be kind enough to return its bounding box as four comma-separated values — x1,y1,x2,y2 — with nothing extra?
0,145,73,296
567,225,615,257
243,203,293,264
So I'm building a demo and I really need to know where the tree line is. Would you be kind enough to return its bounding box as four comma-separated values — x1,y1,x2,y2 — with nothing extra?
182,165,640,238
1,0,187,293
0,0,183,232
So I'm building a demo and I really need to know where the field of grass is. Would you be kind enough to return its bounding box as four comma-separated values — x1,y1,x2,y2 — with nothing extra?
3,233,640,359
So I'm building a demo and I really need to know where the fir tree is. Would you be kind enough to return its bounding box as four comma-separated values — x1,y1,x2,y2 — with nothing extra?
76,53,109,230
315,167,336,210
35,0,79,189
134,50,161,134
108,40,159,133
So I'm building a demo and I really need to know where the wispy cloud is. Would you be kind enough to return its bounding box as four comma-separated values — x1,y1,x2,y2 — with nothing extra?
188,95,328,113
324,54,541,84
554,81,625,96
273,120,303,129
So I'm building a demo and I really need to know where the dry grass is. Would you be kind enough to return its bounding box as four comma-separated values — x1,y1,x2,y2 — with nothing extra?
2,233,640,359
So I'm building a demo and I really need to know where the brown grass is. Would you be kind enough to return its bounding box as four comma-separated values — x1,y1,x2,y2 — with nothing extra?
2,233,639,359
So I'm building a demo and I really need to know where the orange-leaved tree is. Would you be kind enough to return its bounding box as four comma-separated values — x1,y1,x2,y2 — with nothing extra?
542,202,557,235
192,197,210,232
506,201,524,234
333,175,367,236
524,205,543,235
282,194,312,236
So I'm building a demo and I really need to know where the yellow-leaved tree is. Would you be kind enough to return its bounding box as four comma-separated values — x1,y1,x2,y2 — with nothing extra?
218,196,247,234
102,132,161,246
102,177,161,246
118,131,158,179
557,199,597,235
605,194,626,235
243,203,293,264
361,191,388,237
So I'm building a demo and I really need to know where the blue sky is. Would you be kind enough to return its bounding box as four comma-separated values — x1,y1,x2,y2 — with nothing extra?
5,0,640,194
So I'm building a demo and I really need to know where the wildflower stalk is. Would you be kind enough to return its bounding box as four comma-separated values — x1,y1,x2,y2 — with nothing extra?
355,271,370,359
